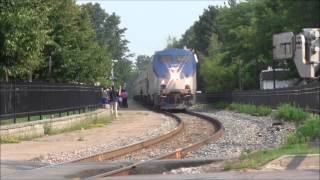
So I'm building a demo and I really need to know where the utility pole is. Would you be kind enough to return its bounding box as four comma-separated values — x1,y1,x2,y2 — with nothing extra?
238,58,242,90
48,54,52,80
111,59,118,86
272,59,276,89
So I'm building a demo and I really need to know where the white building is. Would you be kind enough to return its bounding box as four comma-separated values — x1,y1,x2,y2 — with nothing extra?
260,67,297,90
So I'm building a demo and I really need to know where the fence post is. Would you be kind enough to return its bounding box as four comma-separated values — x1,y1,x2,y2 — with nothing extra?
13,80,16,123
27,83,30,121
40,84,42,120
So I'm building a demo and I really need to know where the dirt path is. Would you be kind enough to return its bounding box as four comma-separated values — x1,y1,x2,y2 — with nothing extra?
0,101,174,161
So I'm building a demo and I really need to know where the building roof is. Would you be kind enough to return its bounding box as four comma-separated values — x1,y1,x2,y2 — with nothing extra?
260,69,291,81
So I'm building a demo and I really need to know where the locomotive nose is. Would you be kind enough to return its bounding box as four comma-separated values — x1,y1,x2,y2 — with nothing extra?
169,66,180,80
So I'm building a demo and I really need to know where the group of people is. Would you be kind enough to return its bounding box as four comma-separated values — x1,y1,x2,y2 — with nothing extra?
102,85,128,118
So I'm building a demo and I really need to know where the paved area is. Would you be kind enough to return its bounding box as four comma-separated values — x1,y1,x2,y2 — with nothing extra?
102,169,320,180
0,101,176,163
1,155,319,179
263,154,320,170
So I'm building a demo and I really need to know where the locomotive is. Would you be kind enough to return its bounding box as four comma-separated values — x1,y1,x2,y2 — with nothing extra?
133,48,198,110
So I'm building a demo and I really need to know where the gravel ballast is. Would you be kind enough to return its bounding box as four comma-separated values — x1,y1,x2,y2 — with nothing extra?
164,108,295,175
185,109,295,159
117,113,215,161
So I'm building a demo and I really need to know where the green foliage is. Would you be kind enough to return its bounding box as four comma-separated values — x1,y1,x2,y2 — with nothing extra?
0,116,112,144
0,136,20,144
167,36,181,49
276,104,310,124
223,105,319,170
212,101,230,109
229,103,272,116
44,116,112,136
44,123,53,135
286,115,320,144
169,0,320,91
224,144,319,170
0,133,42,144
1,1,130,85
0,0,50,80
82,3,131,86
135,55,151,72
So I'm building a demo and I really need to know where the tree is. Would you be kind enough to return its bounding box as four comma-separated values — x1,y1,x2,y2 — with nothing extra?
82,3,131,85
193,6,220,56
32,0,112,84
0,0,49,81
170,0,320,92
1,1,131,85
135,55,151,72
228,0,237,7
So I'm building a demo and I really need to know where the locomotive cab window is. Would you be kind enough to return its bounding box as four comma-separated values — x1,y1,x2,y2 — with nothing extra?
176,55,193,62
160,55,173,63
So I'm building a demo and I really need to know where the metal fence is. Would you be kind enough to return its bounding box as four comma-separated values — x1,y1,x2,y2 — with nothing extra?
0,82,102,122
197,82,320,113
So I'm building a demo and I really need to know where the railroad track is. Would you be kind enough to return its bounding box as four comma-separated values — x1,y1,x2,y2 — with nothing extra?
70,110,225,179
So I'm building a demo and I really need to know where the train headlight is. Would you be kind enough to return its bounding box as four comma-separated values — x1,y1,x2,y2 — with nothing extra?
184,78,190,86
160,79,166,89
185,85,191,94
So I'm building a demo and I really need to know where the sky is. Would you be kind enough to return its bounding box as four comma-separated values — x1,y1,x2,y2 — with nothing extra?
76,0,226,60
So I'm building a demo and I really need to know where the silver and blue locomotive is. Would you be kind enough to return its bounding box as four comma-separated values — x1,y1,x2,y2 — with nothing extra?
133,48,197,110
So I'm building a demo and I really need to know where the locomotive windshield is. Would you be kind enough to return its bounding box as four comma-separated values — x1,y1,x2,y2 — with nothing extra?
160,55,173,63
176,55,193,62
159,55,193,63
153,48,197,78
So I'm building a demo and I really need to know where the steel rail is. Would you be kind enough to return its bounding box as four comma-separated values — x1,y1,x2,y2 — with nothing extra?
71,111,184,163
87,110,224,179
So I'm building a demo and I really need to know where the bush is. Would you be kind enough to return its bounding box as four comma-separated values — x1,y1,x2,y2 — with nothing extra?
212,101,230,109
276,104,310,124
287,115,320,144
229,103,272,116
44,124,53,135
0,136,20,143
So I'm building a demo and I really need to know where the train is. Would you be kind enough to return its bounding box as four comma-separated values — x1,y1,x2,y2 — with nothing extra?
133,48,198,110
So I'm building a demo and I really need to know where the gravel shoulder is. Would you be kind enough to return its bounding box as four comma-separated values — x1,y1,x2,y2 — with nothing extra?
186,109,295,160
164,107,296,175
0,102,177,164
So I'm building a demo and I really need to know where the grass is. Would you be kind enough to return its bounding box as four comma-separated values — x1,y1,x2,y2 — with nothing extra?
43,116,112,136
276,104,310,125
0,133,42,144
0,109,96,126
212,101,230,109
286,114,320,144
0,116,112,144
223,104,320,170
224,144,319,170
211,101,272,116
229,103,272,116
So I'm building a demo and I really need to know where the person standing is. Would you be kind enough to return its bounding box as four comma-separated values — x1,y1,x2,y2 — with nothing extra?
121,89,128,108
118,87,123,108
109,86,118,118
101,87,107,108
